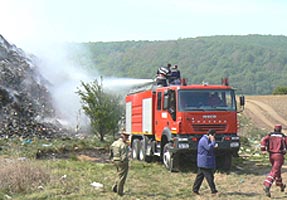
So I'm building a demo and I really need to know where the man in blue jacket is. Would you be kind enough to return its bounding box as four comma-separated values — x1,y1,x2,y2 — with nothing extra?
192,129,218,195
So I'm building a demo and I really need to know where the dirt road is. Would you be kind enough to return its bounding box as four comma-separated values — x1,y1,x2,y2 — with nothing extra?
243,95,287,131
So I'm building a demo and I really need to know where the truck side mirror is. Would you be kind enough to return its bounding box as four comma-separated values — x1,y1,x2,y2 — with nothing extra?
239,96,245,106
237,95,245,113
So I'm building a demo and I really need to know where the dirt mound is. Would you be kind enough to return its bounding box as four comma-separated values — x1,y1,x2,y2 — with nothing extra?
0,34,67,138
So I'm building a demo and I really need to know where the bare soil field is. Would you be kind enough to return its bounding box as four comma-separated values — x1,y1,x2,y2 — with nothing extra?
243,95,287,132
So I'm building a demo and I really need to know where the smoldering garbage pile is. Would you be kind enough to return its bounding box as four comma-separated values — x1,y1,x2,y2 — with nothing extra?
0,34,68,139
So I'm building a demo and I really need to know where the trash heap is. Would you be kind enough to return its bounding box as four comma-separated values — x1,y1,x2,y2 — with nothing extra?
0,34,67,139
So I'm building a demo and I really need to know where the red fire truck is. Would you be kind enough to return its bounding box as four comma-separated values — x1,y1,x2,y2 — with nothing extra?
125,79,245,171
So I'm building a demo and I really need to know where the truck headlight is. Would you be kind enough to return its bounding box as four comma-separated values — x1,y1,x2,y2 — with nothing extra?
178,143,189,149
230,142,239,148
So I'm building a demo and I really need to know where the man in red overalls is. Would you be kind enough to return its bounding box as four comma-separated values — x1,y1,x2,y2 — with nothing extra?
261,124,287,197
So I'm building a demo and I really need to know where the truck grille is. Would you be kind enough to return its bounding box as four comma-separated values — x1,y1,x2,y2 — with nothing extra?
192,124,226,132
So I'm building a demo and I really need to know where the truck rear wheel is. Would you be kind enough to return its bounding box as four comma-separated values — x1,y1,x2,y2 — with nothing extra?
146,140,157,163
132,139,140,160
139,139,146,161
163,143,175,172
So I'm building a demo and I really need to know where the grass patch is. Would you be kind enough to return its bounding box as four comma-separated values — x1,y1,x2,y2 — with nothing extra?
0,150,282,200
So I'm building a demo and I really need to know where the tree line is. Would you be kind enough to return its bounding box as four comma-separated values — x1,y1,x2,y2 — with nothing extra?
66,34,287,95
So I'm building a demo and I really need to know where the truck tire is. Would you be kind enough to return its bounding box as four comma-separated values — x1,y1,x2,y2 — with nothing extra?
216,153,232,171
147,140,157,162
145,140,154,163
222,153,232,171
139,136,154,163
163,143,175,172
132,139,140,160
139,138,146,161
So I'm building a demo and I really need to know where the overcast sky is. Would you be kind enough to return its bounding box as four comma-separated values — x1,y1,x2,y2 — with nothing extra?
1,0,287,51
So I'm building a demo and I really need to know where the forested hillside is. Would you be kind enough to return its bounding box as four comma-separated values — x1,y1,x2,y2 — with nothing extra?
66,35,287,95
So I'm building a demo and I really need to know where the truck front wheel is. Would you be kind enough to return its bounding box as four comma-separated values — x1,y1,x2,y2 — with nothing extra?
216,152,232,171
163,143,175,172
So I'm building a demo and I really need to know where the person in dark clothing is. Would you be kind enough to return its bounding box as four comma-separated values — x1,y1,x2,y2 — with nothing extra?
208,92,222,107
192,129,218,195
261,124,287,197
169,64,181,85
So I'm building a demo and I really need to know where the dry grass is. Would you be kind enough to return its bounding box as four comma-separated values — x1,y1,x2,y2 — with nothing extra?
0,158,50,194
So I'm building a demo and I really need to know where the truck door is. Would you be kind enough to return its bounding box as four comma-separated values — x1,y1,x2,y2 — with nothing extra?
154,89,176,140
154,91,164,140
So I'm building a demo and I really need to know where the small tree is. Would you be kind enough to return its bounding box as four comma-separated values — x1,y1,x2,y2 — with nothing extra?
77,77,124,141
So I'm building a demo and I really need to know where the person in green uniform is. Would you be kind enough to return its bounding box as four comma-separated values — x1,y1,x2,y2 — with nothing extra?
110,128,130,196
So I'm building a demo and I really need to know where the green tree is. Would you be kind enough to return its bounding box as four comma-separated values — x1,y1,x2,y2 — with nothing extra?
77,77,124,141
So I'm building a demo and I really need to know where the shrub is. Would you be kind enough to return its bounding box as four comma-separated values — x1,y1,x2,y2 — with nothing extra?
0,159,50,194
272,86,287,95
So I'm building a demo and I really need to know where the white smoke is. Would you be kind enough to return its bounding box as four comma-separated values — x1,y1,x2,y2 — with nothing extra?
28,43,154,131
31,43,93,129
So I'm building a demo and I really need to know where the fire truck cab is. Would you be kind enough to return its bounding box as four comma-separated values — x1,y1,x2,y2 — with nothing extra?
125,81,245,171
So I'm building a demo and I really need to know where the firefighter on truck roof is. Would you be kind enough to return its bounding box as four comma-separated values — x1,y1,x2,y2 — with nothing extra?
169,64,181,85
261,124,287,197
155,63,171,87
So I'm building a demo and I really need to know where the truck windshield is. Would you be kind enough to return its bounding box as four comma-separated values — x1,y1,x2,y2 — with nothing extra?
178,89,236,112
